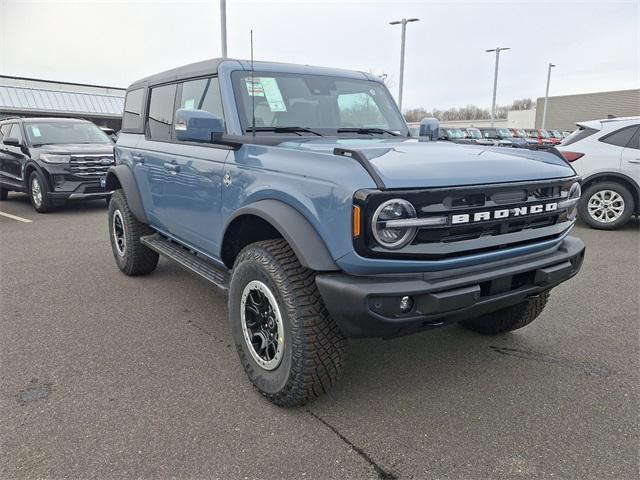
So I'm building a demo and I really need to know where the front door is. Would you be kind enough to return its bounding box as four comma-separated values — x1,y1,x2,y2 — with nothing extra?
0,123,27,183
143,77,229,259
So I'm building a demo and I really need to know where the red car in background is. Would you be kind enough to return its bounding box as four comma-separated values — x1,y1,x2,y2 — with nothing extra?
525,128,556,148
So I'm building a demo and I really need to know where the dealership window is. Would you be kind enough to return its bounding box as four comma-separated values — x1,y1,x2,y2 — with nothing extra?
122,88,144,131
600,126,639,148
178,77,224,120
148,83,177,141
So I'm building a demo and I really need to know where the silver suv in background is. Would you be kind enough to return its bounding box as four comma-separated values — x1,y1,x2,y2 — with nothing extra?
558,116,639,229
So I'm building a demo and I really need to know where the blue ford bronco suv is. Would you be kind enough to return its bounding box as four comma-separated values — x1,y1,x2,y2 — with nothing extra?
106,58,585,406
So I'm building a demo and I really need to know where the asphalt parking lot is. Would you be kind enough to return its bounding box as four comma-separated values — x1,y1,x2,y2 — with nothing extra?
1,193,638,480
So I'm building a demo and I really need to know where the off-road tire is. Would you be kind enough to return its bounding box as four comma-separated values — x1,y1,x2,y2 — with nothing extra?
229,239,348,407
460,292,549,335
28,170,55,213
579,181,634,230
0,188,8,200
108,190,159,275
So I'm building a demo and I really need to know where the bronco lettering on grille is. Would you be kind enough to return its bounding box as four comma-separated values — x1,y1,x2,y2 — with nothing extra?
451,202,558,224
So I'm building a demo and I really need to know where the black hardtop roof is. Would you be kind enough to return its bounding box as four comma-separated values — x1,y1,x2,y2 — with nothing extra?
128,57,373,90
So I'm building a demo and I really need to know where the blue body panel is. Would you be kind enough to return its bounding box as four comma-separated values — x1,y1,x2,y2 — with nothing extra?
117,60,577,276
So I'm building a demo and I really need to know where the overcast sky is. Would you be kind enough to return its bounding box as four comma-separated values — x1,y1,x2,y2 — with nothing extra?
1,0,638,110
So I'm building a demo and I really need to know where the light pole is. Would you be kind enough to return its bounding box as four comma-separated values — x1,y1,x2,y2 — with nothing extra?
485,47,510,127
542,62,556,130
390,18,419,112
220,0,227,57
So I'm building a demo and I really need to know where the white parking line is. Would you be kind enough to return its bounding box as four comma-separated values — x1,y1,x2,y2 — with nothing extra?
0,211,33,223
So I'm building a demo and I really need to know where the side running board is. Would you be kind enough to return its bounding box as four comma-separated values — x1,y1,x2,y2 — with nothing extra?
140,233,230,292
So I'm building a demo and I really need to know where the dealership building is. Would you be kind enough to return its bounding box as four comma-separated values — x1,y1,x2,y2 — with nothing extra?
534,88,640,131
0,75,125,130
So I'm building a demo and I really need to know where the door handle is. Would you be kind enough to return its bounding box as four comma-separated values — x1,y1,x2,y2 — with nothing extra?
163,162,180,172
132,154,144,164
628,158,640,164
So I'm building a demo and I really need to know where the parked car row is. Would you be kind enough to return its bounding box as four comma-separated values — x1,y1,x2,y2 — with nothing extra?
435,126,567,149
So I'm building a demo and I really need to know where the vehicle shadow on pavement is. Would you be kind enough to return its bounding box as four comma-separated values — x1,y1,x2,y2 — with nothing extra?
5,192,107,215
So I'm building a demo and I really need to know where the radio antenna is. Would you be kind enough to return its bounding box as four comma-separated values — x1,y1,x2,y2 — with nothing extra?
250,29,256,140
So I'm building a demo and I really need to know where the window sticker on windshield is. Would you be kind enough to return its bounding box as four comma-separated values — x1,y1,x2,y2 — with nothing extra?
245,78,265,97
184,99,195,109
259,78,287,112
31,127,42,137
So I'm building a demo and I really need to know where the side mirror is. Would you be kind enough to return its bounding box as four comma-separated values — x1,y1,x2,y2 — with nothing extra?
419,117,439,141
174,109,225,143
3,137,22,147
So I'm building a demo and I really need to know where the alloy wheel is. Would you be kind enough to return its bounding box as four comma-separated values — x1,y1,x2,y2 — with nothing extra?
240,280,285,370
587,190,625,224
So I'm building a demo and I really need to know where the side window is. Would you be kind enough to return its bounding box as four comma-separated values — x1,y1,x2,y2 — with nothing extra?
0,124,11,141
599,126,639,148
337,92,387,128
178,77,224,119
9,124,23,142
122,88,144,132
627,128,640,150
148,83,177,141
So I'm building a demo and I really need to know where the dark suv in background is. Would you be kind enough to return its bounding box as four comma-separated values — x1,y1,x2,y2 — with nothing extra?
0,117,114,212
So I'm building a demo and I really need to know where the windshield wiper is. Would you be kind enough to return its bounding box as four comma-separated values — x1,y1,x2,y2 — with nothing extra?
337,127,400,137
245,126,323,136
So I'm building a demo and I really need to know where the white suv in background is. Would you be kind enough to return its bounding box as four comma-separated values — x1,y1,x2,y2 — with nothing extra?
558,117,639,230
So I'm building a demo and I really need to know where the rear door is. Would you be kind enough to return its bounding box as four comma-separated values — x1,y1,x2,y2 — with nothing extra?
620,126,640,186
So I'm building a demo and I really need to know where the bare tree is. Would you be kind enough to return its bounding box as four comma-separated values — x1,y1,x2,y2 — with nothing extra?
404,98,533,121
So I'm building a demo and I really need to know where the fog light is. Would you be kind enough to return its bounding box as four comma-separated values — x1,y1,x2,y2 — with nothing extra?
399,296,414,313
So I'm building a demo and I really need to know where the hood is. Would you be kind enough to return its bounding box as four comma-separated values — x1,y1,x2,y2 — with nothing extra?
278,138,575,189
33,143,114,155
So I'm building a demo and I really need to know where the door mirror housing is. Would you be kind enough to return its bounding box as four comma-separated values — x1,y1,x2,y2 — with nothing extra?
3,137,22,147
174,109,225,143
419,117,439,141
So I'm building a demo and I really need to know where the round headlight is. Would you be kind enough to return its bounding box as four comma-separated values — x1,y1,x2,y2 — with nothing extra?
372,199,417,249
566,182,581,220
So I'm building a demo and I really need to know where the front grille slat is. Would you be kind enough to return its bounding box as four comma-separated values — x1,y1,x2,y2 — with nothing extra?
69,155,114,177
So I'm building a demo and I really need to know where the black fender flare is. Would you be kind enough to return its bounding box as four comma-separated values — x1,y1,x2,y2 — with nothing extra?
105,165,149,224
224,199,339,271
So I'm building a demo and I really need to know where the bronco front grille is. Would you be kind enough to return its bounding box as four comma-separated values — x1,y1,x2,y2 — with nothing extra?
69,154,114,177
354,177,578,260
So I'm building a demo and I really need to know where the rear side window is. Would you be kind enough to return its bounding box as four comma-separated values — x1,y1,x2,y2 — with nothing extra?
148,83,177,141
178,77,224,119
599,125,639,148
122,88,144,132
626,128,640,150
0,124,11,141
561,126,598,146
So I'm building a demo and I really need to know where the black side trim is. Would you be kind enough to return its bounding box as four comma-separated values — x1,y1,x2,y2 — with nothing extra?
105,165,149,224
224,199,339,271
141,233,229,292
333,147,386,190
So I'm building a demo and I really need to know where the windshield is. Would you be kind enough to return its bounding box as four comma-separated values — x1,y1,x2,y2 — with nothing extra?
466,128,482,139
550,130,561,137
232,71,408,136
446,128,465,139
514,128,527,137
24,122,111,146
538,129,551,138
497,128,513,138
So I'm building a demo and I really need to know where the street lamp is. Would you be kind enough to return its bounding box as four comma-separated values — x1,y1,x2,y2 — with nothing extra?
389,18,419,112
542,62,556,130
220,0,227,57
485,47,510,127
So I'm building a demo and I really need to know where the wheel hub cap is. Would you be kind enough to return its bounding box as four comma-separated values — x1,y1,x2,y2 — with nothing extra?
587,190,624,223
31,178,42,207
112,210,126,256
240,280,284,370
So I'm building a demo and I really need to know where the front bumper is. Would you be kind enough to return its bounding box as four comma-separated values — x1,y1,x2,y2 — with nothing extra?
316,236,585,338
